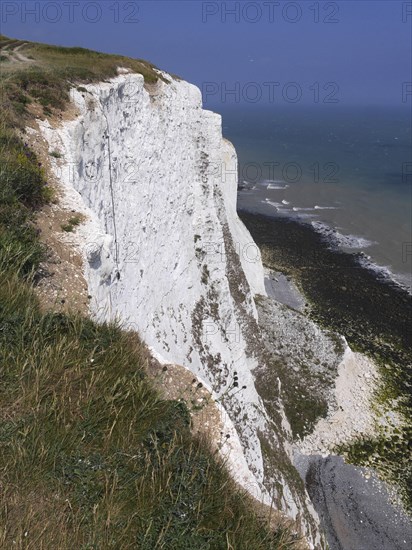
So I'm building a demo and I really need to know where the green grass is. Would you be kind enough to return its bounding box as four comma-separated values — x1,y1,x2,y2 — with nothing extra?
0,36,300,548
0,124,49,276
0,35,167,126
61,214,83,233
0,269,301,548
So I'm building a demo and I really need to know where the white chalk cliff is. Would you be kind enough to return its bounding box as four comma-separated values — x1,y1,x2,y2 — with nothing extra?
39,70,323,547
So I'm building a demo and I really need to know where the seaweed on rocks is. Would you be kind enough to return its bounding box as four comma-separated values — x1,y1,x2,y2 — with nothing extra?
240,210,412,512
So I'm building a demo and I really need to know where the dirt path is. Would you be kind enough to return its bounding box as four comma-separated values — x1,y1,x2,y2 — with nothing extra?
1,41,33,64
13,42,33,62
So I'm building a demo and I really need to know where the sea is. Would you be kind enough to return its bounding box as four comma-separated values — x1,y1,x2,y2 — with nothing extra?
217,104,412,291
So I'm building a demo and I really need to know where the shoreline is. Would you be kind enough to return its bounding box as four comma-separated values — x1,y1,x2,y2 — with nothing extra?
262,263,409,504
237,188,412,295
239,208,411,367
239,207,412,543
308,220,412,295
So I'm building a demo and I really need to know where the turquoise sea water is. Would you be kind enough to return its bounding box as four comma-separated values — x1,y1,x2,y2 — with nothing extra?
218,105,412,290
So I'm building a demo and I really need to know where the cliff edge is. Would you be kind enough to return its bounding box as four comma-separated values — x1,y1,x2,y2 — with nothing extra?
35,70,322,546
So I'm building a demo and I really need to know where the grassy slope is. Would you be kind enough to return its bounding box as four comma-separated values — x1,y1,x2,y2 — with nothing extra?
0,38,301,548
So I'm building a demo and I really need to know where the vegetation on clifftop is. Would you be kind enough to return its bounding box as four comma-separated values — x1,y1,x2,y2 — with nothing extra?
0,34,166,122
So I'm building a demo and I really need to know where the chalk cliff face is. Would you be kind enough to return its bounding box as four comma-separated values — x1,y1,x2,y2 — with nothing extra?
39,71,323,547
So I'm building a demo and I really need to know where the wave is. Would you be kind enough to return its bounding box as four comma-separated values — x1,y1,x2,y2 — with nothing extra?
262,199,287,210
267,183,289,190
357,254,412,294
309,221,411,293
292,205,340,212
260,179,290,190
262,199,319,218
310,221,376,249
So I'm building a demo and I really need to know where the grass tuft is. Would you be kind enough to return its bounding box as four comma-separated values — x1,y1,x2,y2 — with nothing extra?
61,214,84,233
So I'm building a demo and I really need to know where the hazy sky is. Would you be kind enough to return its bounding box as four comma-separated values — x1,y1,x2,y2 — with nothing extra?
2,1,411,107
